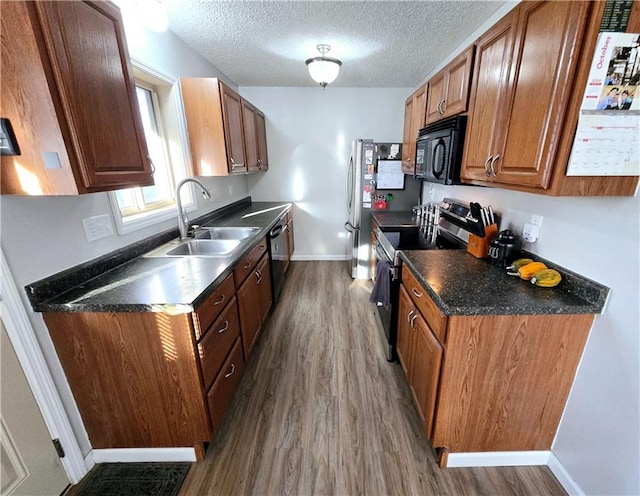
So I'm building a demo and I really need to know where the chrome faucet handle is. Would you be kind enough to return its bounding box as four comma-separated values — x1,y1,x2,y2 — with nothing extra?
186,224,201,238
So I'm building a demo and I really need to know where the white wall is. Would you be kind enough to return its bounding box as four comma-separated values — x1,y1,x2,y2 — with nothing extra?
240,87,411,259
0,24,248,455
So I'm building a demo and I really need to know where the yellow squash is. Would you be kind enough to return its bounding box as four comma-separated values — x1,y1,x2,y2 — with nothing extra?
506,258,534,271
516,262,548,280
531,269,562,287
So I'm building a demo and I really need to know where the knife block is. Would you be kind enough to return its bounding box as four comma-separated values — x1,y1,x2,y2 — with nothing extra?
467,224,498,258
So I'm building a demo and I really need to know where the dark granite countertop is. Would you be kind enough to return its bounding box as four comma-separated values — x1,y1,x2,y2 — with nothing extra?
26,199,292,313
399,250,609,316
371,210,421,227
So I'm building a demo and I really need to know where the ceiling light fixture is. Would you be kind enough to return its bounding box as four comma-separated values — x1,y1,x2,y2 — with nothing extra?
305,44,342,89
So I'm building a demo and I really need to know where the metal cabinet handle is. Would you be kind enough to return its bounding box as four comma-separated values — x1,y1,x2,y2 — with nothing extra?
230,157,235,165
490,155,499,177
438,99,445,115
214,295,225,306
243,262,251,269
484,156,492,177
217,321,229,333
410,313,418,329
224,363,235,378
412,288,423,298
407,310,415,324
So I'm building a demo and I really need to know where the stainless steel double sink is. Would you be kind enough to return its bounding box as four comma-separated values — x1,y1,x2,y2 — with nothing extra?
145,226,261,258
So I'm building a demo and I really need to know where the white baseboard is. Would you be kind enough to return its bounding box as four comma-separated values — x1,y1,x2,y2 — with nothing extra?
446,450,583,496
446,450,552,467
291,255,350,261
90,448,197,463
547,452,584,496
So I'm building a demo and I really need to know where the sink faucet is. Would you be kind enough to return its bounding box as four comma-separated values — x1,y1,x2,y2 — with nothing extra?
176,178,212,240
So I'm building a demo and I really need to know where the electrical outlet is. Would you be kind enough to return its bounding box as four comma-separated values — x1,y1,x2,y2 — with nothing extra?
531,214,543,227
82,214,114,242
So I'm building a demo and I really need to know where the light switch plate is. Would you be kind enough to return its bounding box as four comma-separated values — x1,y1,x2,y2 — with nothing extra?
82,214,114,242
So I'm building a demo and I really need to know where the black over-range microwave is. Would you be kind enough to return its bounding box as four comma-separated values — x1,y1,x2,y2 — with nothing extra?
415,115,467,184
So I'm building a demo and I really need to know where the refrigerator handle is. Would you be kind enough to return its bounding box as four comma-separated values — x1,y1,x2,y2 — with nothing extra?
344,221,356,233
345,155,354,211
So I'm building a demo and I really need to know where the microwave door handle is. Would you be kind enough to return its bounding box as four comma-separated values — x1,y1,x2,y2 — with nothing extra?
431,138,446,178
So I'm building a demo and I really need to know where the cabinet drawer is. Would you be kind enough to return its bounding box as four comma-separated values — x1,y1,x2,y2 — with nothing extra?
234,237,268,285
206,338,245,433
401,266,448,344
198,297,241,390
193,273,235,341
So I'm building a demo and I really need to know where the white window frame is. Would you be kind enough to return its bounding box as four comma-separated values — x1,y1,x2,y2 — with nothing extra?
109,60,196,235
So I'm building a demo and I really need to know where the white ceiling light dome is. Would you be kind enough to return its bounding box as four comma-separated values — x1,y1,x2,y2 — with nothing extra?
305,44,342,89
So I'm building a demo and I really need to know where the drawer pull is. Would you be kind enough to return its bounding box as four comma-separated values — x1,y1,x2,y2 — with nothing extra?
217,321,229,334
243,262,251,269
224,363,235,378
259,244,266,250
412,288,423,298
214,295,225,306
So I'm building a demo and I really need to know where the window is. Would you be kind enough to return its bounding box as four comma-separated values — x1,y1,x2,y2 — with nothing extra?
109,62,193,234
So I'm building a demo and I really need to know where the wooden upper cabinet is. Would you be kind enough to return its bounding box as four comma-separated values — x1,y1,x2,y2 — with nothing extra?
425,46,474,125
255,109,269,171
401,96,415,174
1,0,153,195
242,99,268,173
461,0,637,196
220,83,247,174
181,78,268,176
242,99,259,172
460,10,516,183
401,84,427,174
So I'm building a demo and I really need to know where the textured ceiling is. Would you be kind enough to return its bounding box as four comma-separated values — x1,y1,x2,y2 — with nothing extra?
163,0,507,88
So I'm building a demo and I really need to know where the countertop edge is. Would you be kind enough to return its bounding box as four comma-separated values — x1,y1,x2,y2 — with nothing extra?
398,250,609,317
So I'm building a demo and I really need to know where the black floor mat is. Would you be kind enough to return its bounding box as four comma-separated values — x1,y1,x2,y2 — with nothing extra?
76,462,190,496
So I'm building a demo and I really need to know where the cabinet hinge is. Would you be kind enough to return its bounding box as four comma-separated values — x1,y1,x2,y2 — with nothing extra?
52,438,65,458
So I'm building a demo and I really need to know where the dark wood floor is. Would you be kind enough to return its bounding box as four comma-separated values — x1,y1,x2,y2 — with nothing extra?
180,261,566,495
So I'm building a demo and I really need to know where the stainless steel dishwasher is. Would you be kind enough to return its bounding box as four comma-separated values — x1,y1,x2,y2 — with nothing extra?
269,215,288,302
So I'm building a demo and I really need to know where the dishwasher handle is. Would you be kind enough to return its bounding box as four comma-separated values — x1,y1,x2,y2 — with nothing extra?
270,224,284,238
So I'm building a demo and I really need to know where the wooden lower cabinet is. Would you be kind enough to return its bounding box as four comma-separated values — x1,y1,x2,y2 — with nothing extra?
397,285,443,439
42,240,276,451
397,267,595,462
237,254,273,360
43,311,211,449
207,338,245,432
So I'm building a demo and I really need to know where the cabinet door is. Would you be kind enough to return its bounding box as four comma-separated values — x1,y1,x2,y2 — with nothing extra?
255,109,269,171
33,0,153,192
237,269,262,360
396,285,415,379
494,0,590,189
401,95,415,174
206,338,245,433
425,71,446,125
411,314,443,440
441,46,474,119
220,83,246,174
410,84,427,149
242,99,259,172
461,11,516,182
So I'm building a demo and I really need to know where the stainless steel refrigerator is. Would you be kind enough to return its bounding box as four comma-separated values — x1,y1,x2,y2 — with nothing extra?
344,139,422,279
